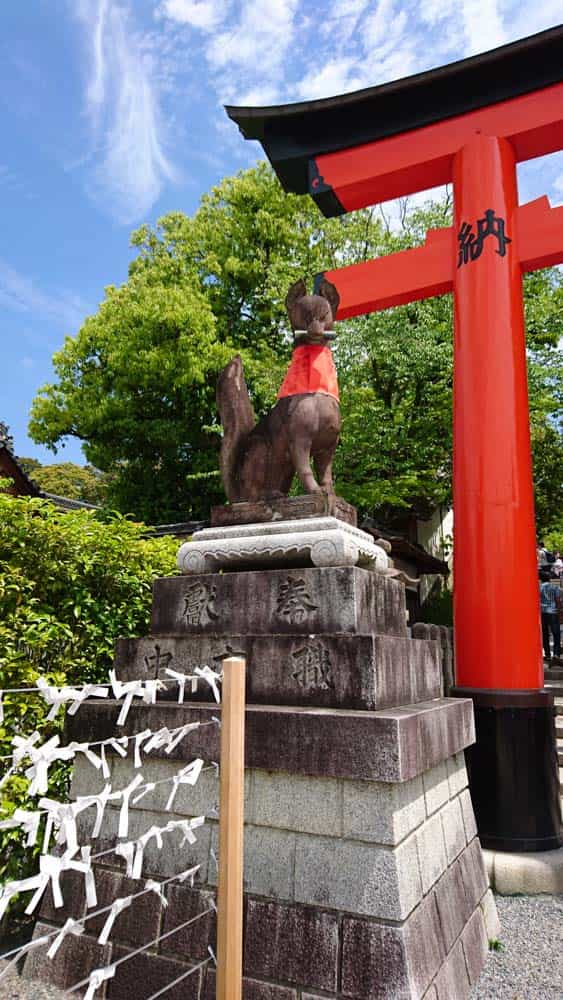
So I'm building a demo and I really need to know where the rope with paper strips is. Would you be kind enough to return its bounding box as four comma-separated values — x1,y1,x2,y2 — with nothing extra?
0,661,225,997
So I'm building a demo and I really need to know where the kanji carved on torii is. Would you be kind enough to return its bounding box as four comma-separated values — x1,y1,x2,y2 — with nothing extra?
227,27,563,853
315,195,563,319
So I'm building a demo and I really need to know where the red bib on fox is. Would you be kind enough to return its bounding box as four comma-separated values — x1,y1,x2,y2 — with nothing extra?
277,345,339,401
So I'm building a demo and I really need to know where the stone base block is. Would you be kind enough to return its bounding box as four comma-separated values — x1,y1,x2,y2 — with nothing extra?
25,922,111,996
210,493,357,528
67,696,475,783
176,517,390,574
483,844,563,894
115,632,441,711
24,921,204,1000
150,565,408,637
27,750,494,999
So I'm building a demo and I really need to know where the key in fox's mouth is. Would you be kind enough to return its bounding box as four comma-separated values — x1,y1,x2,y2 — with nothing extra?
293,329,337,341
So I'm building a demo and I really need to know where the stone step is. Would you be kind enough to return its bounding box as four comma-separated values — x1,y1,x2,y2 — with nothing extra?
114,632,442,713
151,566,408,638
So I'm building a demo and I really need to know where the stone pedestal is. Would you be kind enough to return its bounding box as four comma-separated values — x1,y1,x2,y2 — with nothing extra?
24,528,496,999
177,518,390,574
211,493,357,528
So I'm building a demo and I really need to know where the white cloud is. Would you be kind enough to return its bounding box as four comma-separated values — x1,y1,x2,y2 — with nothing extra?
330,0,371,14
461,0,506,54
519,152,563,208
235,85,281,107
207,0,298,74
0,261,90,332
294,0,414,100
158,0,226,31
362,0,405,49
318,0,371,42
501,0,562,45
295,58,364,100
159,0,300,104
73,0,178,223
80,0,563,216
361,0,415,84
87,0,108,115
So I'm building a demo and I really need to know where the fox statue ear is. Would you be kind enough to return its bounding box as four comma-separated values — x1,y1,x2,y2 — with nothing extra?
315,276,340,320
285,279,307,318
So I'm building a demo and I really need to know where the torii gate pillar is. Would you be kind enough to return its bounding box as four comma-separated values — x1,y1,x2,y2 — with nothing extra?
226,27,563,853
451,133,560,851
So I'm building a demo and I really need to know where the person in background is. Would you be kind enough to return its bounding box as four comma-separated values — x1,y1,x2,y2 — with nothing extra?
553,551,563,578
537,541,549,566
539,567,562,661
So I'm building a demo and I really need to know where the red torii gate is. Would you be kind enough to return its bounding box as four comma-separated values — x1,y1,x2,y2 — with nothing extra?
227,27,563,852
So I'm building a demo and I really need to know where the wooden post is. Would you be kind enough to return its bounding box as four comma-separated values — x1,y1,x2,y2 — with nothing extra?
216,656,246,1000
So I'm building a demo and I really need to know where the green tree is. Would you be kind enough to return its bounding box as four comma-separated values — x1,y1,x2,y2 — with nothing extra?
29,462,107,505
30,273,231,522
528,345,563,536
30,164,392,521
16,456,42,478
0,491,178,913
29,164,562,526
335,297,454,520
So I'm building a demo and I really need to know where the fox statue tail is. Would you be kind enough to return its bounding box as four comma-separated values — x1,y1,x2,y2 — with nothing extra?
216,355,256,502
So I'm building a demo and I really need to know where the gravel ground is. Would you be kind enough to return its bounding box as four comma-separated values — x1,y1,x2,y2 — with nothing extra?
471,894,563,1000
1,895,562,998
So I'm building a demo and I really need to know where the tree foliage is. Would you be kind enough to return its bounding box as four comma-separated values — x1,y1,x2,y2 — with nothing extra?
26,462,107,505
29,163,562,530
16,456,42,478
0,492,177,911
528,345,563,536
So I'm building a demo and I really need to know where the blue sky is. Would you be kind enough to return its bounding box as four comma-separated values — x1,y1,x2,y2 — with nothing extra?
2,0,562,465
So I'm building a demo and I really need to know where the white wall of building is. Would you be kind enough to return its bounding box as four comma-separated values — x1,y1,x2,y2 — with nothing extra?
417,505,453,603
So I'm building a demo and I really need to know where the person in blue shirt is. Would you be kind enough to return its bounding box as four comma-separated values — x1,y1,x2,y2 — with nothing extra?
539,568,562,661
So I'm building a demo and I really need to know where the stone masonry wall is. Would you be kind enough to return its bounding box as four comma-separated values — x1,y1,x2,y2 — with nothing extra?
26,749,498,1000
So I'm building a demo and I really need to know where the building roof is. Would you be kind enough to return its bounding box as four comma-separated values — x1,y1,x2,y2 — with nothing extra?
362,520,449,575
385,536,449,576
0,442,41,497
148,520,209,538
0,444,100,511
41,492,99,511
225,26,563,210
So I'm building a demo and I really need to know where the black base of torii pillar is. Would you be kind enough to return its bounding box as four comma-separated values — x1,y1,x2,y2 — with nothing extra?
453,688,562,853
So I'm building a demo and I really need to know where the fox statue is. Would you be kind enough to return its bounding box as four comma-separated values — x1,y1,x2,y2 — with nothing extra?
216,277,341,503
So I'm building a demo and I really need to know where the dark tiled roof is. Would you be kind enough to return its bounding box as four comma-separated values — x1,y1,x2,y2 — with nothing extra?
40,492,99,511
362,520,449,575
148,521,209,538
0,444,100,511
